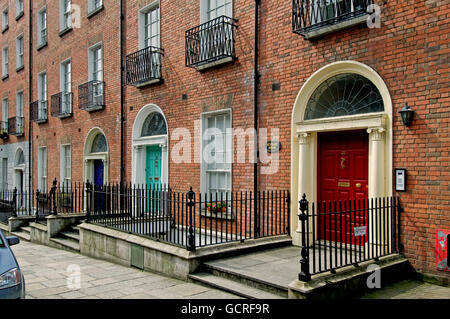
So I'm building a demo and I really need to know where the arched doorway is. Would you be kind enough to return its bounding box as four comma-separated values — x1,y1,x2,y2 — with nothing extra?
131,104,168,188
291,61,393,246
14,148,25,208
84,128,109,186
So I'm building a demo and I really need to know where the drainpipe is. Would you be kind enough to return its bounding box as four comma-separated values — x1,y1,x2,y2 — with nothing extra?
28,0,33,213
254,0,261,237
120,0,125,185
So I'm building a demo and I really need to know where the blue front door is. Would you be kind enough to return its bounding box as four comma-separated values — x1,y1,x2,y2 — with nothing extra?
93,160,105,211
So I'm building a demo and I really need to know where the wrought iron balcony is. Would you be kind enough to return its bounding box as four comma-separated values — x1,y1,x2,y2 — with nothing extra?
185,15,238,70
51,92,73,118
31,100,48,124
0,121,9,140
78,80,105,112
292,0,373,39
126,46,164,87
8,116,24,136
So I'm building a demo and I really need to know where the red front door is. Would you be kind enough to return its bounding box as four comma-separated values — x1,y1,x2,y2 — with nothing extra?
318,130,369,245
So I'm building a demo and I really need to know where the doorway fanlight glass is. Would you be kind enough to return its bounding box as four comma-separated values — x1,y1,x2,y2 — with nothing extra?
141,112,167,137
305,73,384,120
91,134,107,153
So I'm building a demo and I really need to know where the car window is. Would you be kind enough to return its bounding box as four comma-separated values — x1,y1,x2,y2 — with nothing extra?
0,235,3,246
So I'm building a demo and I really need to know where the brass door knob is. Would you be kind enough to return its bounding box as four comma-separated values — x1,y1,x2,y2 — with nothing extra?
356,183,362,188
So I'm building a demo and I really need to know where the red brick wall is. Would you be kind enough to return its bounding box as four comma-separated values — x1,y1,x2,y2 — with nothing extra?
0,0,447,278
31,0,122,188
0,0,30,141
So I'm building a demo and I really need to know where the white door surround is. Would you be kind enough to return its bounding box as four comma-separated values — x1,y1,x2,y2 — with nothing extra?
83,127,109,185
290,61,393,246
131,104,168,186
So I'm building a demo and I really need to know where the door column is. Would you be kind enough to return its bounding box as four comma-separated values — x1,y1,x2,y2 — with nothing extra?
367,127,385,198
296,132,311,233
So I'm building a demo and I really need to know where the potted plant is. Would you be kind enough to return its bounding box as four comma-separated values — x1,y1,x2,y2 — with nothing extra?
206,201,227,214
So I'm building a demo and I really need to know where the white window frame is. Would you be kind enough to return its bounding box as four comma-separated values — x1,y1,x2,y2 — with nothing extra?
16,0,24,18
200,109,233,197
2,7,8,31
60,0,72,31
1,158,8,191
38,72,47,120
38,147,47,192
138,1,160,50
88,43,103,106
200,0,233,23
37,7,47,47
60,144,71,187
2,46,8,77
16,34,24,69
60,59,72,113
2,98,8,132
16,91,24,133
88,0,103,15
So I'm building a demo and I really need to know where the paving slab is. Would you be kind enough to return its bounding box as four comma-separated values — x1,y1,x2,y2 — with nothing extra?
11,240,241,299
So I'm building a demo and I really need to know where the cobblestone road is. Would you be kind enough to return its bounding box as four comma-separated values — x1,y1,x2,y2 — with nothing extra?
11,241,241,299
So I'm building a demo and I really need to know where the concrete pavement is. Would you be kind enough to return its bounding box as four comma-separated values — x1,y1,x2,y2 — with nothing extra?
11,240,241,299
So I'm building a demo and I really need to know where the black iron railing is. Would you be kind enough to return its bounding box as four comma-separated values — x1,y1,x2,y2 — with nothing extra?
126,46,164,86
51,92,73,118
292,0,373,36
0,188,35,223
185,15,237,68
86,184,290,250
297,194,401,281
78,80,104,111
30,100,48,123
8,116,24,136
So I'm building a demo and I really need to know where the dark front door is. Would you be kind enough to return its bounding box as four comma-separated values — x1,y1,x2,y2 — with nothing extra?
318,130,369,245
93,160,105,212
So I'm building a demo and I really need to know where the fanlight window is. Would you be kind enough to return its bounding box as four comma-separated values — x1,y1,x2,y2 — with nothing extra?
141,112,167,137
305,73,384,120
16,150,25,165
91,134,107,153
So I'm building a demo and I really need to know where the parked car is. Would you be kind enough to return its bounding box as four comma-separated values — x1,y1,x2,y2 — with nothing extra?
0,230,25,299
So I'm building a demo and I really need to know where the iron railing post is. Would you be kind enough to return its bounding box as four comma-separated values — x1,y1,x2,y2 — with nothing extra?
86,181,92,222
12,187,17,217
51,178,58,215
35,190,40,222
187,187,196,251
298,193,311,282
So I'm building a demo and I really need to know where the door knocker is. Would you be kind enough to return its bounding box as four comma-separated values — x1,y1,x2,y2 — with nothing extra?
340,157,346,169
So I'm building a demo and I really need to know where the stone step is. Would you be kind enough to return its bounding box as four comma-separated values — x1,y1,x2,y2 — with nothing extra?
11,230,31,242
203,262,289,298
50,237,80,252
59,230,80,242
189,272,285,299
20,226,31,234
70,225,80,233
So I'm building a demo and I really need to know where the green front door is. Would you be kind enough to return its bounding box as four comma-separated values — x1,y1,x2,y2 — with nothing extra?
145,145,162,212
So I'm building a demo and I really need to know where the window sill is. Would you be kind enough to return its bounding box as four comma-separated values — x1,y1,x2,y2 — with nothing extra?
59,27,73,38
57,113,73,119
135,78,163,88
194,56,234,71
15,11,24,21
37,42,47,51
1,74,9,81
303,14,369,40
1,26,8,33
16,65,24,73
83,105,105,112
36,118,48,124
87,5,104,19
199,209,235,221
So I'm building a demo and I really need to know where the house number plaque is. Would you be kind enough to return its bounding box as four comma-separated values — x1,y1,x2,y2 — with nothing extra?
266,140,281,153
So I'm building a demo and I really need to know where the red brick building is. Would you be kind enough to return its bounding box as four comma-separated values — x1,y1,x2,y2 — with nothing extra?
1,0,448,281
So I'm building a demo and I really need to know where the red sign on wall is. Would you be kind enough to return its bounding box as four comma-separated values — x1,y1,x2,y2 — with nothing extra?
436,229,449,272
